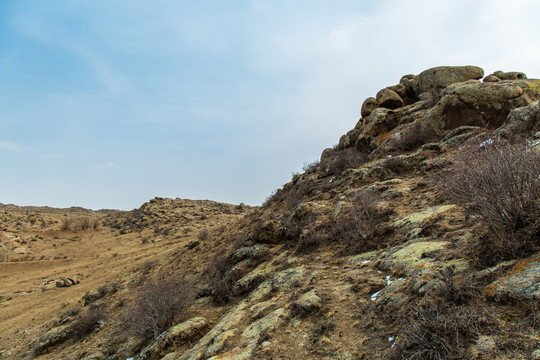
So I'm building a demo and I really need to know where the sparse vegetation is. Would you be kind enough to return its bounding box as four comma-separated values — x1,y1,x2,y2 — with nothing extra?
197,229,209,241
60,217,99,231
437,136,540,265
124,275,194,343
321,147,369,175
204,254,236,304
386,121,429,153
65,304,107,339
331,189,392,254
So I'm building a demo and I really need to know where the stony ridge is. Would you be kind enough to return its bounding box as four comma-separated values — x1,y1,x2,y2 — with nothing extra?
1,65,539,360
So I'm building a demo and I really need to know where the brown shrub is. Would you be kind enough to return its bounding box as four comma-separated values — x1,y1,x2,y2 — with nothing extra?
387,121,429,153
331,189,392,254
321,147,369,175
66,304,107,339
436,136,540,264
197,229,209,241
124,275,194,342
389,304,481,360
204,255,236,304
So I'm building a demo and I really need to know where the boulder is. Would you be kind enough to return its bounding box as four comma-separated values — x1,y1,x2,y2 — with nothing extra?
483,74,501,83
422,95,485,138
255,220,284,244
493,70,527,80
376,88,404,109
440,80,524,128
485,254,540,302
498,100,540,135
294,290,322,313
361,97,378,118
55,277,79,288
413,65,484,95
399,74,415,88
387,83,407,98
229,244,270,264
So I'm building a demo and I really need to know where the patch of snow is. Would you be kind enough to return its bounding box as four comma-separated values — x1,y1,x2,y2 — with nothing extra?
361,260,370,264
371,290,382,301
479,138,493,147
527,139,540,147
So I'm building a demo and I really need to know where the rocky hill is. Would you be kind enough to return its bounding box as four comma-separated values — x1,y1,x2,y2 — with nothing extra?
1,65,539,360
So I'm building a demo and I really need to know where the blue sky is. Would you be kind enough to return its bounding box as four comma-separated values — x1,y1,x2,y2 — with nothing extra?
1,0,540,210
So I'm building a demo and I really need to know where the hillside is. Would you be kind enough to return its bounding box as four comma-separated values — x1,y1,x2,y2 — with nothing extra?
1,65,539,360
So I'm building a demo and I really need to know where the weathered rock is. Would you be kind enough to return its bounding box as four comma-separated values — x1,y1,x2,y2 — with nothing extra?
32,326,69,356
422,78,528,137
207,347,254,360
483,74,501,82
171,266,310,360
532,349,540,360
229,244,270,264
56,277,80,288
413,65,484,95
376,88,404,109
255,220,284,244
235,259,276,295
485,254,540,302
393,205,456,230
82,351,105,360
498,100,540,135
294,290,321,313
136,317,208,360
387,83,407,98
361,97,378,118
441,80,523,113
400,74,415,87
13,247,29,255
493,70,527,80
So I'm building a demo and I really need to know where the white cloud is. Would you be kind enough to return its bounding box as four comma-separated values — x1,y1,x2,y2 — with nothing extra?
0,141,21,152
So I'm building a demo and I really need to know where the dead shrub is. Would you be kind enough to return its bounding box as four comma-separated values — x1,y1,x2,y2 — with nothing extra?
197,229,209,241
389,304,481,360
436,136,540,264
321,147,369,175
60,217,99,232
124,275,194,342
66,304,107,339
387,121,429,153
204,255,236,304
331,189,392,254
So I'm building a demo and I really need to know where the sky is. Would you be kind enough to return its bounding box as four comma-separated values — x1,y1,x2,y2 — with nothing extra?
1,0,540,210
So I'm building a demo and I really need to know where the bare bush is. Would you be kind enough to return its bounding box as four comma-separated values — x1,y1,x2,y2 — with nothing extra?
60,217,99,232
390,304,481,360
389,268,488,360
124,275,194,342
66,304,107,339
331,189,392,254
321,147,369,175
437,136,540,263
197,229,209,241
387,121,429,153
204,255,236,304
